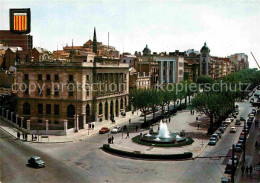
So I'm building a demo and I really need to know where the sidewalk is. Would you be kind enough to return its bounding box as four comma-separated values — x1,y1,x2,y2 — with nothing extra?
235,113,260,183
0,110,141,143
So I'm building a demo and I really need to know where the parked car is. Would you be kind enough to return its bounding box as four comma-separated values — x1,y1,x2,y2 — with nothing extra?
99,127,110,134
215,131,222,138
111,126,122,134
236,143,244,149
234,108,239,115
235,120,241,125
225,164,234,174
228,115,234,122
250,98,254,103
230,127,236,133
211,134,220,141
240,116,245,121
248,113,255,118
239,135,246,141
224,118,232,125
219,127,226,133
228,156,239,166
208,137,217,146
28,156,45,168
238,139,244,144
234,144,243,152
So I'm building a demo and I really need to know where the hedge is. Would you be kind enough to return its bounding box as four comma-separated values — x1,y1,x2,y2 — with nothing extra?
102,144,193,160
132,135,194,147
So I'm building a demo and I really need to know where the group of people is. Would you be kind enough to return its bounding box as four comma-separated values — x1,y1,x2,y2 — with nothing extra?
17,131,28,141
108,136,114,144
88,123,95,130
241,164,254,175
190,110,195,115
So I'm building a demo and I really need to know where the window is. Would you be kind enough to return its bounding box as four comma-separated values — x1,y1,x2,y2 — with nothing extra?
69,91,73,96
86,75,89,82
46,74,51,81
24,74,29,81
54,120,59,125
38,104,43,114
69,75,73,82
38,74,42,81
54,105,60,115
24,88,29,95
38,119,43,123
46,88,51,96
86,88,90,97
83,59,87,62
54,74,59,81
46,104,51,115
123,60,126,63
38,88,43,96
54,89,59,96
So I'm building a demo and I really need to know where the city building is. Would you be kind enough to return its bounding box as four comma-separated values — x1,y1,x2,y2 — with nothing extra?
129,67,150,90
32,47,52,62
200,42,210,76
15,29,129,135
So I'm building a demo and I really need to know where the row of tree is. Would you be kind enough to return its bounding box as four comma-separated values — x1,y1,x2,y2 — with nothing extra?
130,68,260,133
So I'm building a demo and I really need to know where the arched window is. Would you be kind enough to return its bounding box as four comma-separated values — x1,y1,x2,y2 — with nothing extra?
120,98,123,109
99,102,103,115
23,102,30,115
86,104,90,116
67,104,75,118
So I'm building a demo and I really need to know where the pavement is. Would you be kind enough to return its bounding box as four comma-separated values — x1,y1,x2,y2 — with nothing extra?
235,111,260,183
0,109,141,143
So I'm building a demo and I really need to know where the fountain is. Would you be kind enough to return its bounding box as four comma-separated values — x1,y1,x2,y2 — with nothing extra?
140,120,187,144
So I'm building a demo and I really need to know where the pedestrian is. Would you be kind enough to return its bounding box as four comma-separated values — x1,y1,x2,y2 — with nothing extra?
35,135,37,141
196,117,198,121
177,100,179,105
198,123,200,129
241,165,245,174
93,123,95,129
190,110,192,115
132,110,134,115
249,165,253,175
129,118,131,124
245,166,249,174
88,123,91,129
193,110,195,115
108,137,111,144
169,118,171,123
111,136,114,144
126,131,129,138
31,134,34,141
136,125,138,132
255,141,258,149
22,133,25,140
25,133,28,141
17,131,20,139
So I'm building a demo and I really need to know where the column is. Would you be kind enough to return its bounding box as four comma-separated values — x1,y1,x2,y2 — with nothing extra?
2,108,5,118
172,61,176,83
160,61,164,84
82,113,86,129
64,119,68,135
46,120,49,131
76,115,79,131
6,110,9,120
21,117,24,128
27,120,30,131
166,61,170,83
11,112,14,122
15,115,18,126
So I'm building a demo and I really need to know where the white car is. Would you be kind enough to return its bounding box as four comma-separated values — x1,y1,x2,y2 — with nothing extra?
225,118,232,125
111,126,122,134
230,127,236,133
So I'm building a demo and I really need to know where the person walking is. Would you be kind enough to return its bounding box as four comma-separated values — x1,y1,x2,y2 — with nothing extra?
169,118,171,123
22,133,25,140
255,141,258,149
136,125,138,132
196,117,198,121
25,133,28,141
129,118,131,124
197,123,200,130
245,166,249,174
241,165,245,174
31,134,34,141
17,131,20,139
190,110,192,115
132,110,134,116
111,136,114,144
126,131,129,138
249,165,253,175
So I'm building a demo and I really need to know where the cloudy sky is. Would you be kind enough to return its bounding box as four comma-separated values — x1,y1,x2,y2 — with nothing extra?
0,0,260,68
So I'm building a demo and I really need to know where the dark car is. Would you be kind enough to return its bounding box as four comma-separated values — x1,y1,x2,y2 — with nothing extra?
235,120,241,125
28,156,45,168
234,145,242,152
238,139,244,144
240,116,245,121
219,127,225,133
239,135,246,141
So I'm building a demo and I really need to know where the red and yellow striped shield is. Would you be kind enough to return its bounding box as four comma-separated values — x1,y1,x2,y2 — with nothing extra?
13,13,27,31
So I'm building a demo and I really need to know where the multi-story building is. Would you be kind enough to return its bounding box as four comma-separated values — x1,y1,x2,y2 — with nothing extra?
136,45,184,86
129,67,150,90
15,29,129,135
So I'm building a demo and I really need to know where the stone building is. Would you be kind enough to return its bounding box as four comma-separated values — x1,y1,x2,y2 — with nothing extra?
200,42,210,76
15,29,129,135
129,67,150,90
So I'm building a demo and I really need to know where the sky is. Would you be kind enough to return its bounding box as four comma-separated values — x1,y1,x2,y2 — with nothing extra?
0,0,260,69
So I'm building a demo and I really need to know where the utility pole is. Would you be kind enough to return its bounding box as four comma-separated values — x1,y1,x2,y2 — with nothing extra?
231,144,235,183
243,119,246,162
